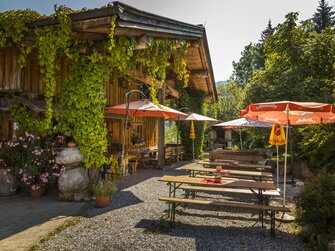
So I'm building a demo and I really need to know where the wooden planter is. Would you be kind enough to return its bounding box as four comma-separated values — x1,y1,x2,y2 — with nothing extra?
95,195,110,208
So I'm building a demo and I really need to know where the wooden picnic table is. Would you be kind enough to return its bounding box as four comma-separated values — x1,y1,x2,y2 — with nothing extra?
158,175,287,236
159,175,275,191
197,161,272,170
180,166,273,181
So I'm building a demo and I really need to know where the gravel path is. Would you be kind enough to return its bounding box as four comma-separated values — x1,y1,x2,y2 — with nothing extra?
38,162,305,251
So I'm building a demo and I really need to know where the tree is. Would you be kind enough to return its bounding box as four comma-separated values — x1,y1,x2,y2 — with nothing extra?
313,0,335,33
231,20,274,87
260,19,274,41
230,43,264,87
206,81,245,121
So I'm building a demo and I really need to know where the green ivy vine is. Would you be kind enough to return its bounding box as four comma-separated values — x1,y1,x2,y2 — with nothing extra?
175,83,206,160
0,10,41,48
58,50,110,168
1,11,191,170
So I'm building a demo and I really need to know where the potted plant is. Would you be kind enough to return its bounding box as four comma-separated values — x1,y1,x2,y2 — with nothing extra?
67,136,77,148
91,179,117,207
0,132,64,197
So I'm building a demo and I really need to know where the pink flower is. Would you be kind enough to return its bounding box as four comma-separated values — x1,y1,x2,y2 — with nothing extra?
31,184,40,190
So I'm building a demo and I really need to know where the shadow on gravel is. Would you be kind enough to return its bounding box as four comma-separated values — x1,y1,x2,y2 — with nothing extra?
135,219,296,250
113,161,189,191
83,191,143,217
176,210,259,223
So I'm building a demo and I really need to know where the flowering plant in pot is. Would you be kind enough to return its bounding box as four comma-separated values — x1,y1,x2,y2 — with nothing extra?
0,132,65,197
91,179,117,207
19,147,65,197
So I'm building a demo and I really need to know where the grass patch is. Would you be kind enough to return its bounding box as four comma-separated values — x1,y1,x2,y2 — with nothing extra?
28,216,82,251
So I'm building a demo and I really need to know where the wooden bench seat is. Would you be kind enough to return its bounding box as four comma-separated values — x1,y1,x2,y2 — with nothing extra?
159,196,290,236
174,145,185,161
151,147,175,167
179,185,280,197
210,149,268,164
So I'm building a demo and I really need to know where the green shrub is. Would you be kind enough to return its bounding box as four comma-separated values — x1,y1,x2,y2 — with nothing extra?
91,180,117,197
294,170,335,235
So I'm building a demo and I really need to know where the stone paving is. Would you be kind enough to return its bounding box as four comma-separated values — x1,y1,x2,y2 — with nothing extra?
0,163,180,251
0,188,86,250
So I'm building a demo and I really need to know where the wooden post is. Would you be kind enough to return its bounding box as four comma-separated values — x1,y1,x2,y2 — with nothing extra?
158,83,166,169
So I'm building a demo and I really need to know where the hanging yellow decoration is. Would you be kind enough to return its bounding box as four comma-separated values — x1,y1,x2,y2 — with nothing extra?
189,121,196,139
269,124,286,145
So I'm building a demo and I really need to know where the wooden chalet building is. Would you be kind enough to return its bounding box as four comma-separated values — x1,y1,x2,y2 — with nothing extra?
0,2,217,155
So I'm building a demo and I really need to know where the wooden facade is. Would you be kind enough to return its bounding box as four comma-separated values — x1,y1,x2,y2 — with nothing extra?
0,48,158,151
0,2,217,154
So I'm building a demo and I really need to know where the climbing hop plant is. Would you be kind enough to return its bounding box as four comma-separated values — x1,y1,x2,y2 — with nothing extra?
0,9,41,48
31,11,72,133
1,11,191,170
58,50,110,168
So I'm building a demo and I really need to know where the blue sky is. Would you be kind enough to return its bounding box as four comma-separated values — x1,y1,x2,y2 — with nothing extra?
1,0,333,81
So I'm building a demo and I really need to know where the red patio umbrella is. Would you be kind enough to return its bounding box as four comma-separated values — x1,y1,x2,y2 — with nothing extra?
105,97,187,175
241,101,335,205
105,99,187,118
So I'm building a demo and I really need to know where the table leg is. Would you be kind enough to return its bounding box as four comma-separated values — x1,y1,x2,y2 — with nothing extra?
168,182,172,219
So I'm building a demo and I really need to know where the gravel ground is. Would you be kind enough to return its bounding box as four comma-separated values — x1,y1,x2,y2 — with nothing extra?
37,162,305,251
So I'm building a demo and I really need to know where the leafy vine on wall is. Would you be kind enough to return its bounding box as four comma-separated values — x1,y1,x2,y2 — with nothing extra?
0,10,191,169
175,83,206,160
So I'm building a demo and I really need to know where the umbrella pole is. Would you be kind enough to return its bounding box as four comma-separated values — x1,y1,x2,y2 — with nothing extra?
120,94,131,176
276,145,279,188
239,129,243,150
192,138,195,162
283,110,289,206
175,119,179,162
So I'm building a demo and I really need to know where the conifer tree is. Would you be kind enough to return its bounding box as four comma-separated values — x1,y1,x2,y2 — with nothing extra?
260,19,274,41
313,0,335,32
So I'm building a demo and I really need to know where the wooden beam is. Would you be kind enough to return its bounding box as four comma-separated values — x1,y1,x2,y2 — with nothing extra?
190,70,208,79
134,35,151,50
126,69,161,86
72,17,112,31
190,40,201,48
166,85,180,99
71,31,107,40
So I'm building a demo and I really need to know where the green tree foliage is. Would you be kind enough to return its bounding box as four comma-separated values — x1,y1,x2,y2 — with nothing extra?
231,43,264,87
294,171,335,236
206,81,245,121
230,20,274,87
175,84,206,160
244,12,335,105
260,19,274,41
297,124,335,172
232,10,335,168
313,0,335,33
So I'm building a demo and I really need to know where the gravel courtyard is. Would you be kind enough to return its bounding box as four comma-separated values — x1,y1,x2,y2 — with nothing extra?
37,162,305,251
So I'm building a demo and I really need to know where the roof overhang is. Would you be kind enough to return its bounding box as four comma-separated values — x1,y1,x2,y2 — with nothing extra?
29,1,217,102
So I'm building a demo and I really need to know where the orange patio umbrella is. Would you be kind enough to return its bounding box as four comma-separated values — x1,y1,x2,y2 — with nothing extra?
241,101,335,205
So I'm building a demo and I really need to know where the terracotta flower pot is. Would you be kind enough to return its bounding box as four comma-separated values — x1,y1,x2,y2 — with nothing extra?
67,142,77,148
95,195,110,208
31,185,45,198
